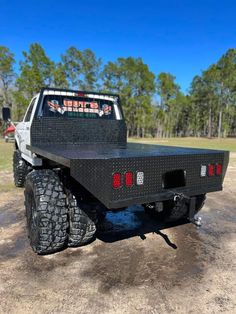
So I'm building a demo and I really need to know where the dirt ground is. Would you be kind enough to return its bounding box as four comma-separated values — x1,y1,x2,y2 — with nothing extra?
0,155,235,314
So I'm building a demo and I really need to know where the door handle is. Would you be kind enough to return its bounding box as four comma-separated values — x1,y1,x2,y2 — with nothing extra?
26,127,29,130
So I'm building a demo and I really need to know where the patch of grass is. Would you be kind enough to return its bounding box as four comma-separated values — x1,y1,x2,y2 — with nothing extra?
129,137,236,152
0,182,16,193
0,139,14,171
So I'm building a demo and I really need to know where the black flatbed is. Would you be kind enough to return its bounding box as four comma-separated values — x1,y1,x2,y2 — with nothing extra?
27,143,224,167
26,87,229,209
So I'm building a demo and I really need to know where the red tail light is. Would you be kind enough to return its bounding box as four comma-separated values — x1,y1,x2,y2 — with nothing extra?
112,173,121,188
216,164,222,176
125,172,133,187
208,164,215,176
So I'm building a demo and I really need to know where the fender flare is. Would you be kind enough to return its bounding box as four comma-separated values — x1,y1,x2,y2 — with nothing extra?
15,134,20,150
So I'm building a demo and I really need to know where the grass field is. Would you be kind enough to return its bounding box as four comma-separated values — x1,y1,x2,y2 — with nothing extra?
129,137,236,152
0,139,14,171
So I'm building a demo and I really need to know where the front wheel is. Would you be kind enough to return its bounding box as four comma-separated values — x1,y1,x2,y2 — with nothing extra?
13,150,31,187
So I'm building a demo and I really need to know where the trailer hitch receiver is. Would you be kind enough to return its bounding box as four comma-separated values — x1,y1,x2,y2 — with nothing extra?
172,192,202,226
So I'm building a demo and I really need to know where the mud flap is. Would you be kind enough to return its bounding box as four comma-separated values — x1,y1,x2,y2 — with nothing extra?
188,196,196,220
188,196,202,226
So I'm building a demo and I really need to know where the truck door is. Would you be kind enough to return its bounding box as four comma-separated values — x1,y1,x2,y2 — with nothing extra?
19,96,37,158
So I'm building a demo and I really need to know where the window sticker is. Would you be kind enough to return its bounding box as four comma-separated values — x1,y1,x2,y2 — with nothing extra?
48,100,65,114
102,104,112,115
99,104,112,116
47,98,112,117
63,99,100,114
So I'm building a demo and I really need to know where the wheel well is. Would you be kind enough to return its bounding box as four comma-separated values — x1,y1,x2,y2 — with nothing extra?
15,141,19,150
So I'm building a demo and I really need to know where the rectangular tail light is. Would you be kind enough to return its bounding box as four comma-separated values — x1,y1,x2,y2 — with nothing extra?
125,172,133,187
136,171,144,185
208,164,215,176
112,173,121,188
216,164,222,176
200,165,207,177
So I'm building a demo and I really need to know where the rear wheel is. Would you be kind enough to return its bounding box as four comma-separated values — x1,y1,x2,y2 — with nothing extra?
25,170,68,254
13,149,31,187
67,188,97,247
144,194,206,222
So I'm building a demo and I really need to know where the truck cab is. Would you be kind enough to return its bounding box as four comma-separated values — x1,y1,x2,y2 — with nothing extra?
15,89,124,166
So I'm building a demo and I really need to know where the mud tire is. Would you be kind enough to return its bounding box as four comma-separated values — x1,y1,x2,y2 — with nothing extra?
67,189,97,247
13,150,31,187
25,170,68,254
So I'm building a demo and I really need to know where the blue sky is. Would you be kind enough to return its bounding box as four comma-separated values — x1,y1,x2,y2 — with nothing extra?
0,0,235,93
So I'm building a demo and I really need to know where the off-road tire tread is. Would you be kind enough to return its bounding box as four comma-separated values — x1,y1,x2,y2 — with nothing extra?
25,169,68,254
67,192,97,247
13,150,31,187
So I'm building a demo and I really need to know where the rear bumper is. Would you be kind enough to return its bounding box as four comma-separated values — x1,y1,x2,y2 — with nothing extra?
70,151,228,209
107,184,222,209
27,143,229,210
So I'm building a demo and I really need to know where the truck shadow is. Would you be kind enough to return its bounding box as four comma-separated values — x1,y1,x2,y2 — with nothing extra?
96,205,188,249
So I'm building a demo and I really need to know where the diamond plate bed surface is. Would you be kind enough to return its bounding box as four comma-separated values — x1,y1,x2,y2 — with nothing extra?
28,142,224,161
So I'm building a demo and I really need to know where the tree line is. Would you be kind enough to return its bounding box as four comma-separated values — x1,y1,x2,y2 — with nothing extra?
0,43,236,138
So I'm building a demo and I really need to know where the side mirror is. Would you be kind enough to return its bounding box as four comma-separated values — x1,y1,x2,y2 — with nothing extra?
2,107,11,122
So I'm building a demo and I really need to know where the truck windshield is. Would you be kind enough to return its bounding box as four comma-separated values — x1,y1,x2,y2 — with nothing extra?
42,94,120,120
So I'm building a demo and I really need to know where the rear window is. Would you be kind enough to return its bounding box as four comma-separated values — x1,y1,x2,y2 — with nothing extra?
42,95,119,120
